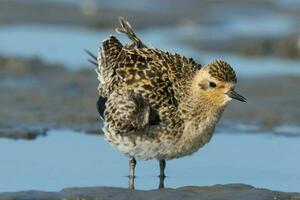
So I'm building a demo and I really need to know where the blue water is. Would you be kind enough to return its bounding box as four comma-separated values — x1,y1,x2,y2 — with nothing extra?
0,24,110,69
1,24,300,77
0,129,299,192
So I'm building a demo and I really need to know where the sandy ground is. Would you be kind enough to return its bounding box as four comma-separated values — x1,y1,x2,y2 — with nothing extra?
0,56,299,139
1,184,299,200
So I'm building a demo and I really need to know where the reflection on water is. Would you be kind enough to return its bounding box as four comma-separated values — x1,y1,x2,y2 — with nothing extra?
0,129,299,192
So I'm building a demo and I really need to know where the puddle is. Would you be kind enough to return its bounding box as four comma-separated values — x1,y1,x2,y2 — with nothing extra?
0,129,299,192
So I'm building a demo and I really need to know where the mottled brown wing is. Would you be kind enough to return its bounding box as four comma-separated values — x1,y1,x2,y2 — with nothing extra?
104,90,150,133
98,43,201,128
161,51,202,100
114,48,180,125
116,48,201,102
97,17,202,132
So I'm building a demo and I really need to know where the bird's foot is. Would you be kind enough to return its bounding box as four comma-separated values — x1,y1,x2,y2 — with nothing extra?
128,175,135,190
158,174,166,189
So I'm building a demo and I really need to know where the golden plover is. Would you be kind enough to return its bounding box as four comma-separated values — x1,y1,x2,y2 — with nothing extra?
88,17,246,188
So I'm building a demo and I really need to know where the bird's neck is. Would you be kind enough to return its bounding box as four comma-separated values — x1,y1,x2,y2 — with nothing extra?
178,94,226,142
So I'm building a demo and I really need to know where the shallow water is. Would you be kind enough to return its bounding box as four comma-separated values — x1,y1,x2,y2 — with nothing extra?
0,129,299,192
1,24,300,77
0,24,110,69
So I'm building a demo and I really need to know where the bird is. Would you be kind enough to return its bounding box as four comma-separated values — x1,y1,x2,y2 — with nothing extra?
87,17,246,189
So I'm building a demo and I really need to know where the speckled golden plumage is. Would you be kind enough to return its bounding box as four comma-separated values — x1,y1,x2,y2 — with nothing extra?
90,17,246,185
96,18,203,133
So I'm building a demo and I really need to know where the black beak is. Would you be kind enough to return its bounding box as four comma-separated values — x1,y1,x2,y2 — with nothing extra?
227,90,247,102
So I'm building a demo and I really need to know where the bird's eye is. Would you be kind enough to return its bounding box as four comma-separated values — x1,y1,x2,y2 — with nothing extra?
209,82,217,88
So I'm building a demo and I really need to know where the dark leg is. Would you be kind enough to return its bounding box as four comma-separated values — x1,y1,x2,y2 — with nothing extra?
128,157,136,189
129,157,136,178
158,160,166,189
159,160,166,178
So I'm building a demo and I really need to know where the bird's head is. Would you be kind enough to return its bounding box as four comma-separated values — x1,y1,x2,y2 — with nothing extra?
191,60,246,107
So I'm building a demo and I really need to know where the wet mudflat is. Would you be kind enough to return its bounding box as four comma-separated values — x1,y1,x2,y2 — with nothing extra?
0,0,300,139
0,0,300,198
1,184,299,200
0,24,300,139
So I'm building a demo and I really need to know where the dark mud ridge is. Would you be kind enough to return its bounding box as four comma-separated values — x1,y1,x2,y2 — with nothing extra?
1,184,299,200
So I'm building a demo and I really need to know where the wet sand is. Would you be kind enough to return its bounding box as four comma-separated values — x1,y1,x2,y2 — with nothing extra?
0,56,299,139
0,56,100,139
1,184,299,200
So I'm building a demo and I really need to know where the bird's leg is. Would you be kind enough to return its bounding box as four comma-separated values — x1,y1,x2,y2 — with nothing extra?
128,157,136,189
159,160,166,178
129,157,136,178
158,160,166,189
158,176,165,189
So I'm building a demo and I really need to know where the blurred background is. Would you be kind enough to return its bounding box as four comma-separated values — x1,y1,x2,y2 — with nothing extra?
0,0,299,193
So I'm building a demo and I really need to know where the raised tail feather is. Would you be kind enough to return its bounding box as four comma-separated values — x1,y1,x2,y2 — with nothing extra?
116,16,146,48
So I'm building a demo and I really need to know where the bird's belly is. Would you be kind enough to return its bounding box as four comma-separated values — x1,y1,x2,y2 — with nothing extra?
104,130,172,160
103,128,212,160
